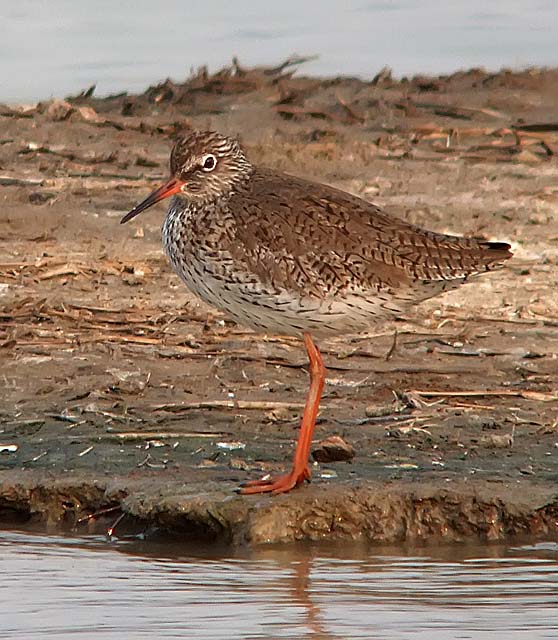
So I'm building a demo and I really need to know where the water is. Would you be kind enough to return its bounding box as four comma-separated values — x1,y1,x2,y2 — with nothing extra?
2,532,558,639
2,1,558,103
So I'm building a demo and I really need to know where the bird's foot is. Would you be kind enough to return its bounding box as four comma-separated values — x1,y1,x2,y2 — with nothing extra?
239,466,311,495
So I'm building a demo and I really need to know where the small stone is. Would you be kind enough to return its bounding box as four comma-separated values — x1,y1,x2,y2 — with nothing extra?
216,441,246,451
479,434,513,448
197,459,219,468
121,264,149,285
46,99,74,121
519,465,535,475
0,444,18,453
121,273,144,286
365,404,395,418
107,369,147,394
266,406,291,422
320,469,338,479
229,457,250,471
29,191,56,205
365,401,406,417
312,435,355,463
146,440,165,449
74,106,103,123
514,149,543,164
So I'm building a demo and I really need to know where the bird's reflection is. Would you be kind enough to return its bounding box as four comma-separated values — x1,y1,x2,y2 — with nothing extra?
289,553,339,639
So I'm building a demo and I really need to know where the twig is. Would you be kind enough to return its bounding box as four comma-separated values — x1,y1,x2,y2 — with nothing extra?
274,104,345,122
107,513,126,538
385,329,398,361
0,175,45,187
412,389,558,402
82,334,163,345
264,55,318,75
76,505,121,524
95,431,227,440
449,314,558,328
153,400,320,411
38,265,83,280
78,445,94,457
22,451,48,464
336,94,365,123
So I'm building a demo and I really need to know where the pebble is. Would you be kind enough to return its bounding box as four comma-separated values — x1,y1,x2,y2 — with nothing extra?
312,435,355,463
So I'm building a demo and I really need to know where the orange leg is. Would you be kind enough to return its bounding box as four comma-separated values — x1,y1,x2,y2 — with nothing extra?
240,333,325,495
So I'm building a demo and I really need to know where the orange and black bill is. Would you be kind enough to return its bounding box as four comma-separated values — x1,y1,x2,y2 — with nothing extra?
120,177,184,224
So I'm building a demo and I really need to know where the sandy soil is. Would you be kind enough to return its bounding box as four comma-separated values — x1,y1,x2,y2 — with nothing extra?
1,60,558,545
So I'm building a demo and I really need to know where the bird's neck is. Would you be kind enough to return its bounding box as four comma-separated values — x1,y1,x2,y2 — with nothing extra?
164,195,200,229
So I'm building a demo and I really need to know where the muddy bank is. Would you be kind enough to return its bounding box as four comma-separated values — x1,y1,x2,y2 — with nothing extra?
1,471,557,546
1,60,558,545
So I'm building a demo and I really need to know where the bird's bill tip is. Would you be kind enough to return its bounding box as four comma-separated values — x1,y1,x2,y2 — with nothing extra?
120,177,184,224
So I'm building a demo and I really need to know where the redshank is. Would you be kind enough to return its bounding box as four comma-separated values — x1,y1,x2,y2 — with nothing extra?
121,130,512,494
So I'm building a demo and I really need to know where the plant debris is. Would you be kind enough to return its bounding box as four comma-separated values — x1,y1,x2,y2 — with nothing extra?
1,60,558,544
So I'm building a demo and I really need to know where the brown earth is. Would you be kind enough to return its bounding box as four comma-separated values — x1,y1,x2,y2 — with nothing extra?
1,59,558,546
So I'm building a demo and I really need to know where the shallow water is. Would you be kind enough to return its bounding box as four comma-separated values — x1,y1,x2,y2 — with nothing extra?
2,532,558,639
2,0,558,102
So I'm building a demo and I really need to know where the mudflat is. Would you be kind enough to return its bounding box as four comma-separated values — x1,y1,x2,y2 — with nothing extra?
1,60,557,545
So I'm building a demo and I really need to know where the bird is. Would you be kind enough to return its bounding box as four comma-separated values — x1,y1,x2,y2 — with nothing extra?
121,129,512,495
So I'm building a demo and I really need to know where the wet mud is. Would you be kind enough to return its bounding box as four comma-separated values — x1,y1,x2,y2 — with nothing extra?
1,60,558,545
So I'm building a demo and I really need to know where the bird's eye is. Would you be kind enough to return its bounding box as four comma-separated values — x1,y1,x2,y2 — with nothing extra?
202,154,217,171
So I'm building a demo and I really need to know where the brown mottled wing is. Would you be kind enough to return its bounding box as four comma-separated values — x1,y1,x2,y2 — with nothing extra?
225,168,511,297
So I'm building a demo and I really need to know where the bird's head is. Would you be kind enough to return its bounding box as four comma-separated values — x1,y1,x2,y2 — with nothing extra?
121,130,251,224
